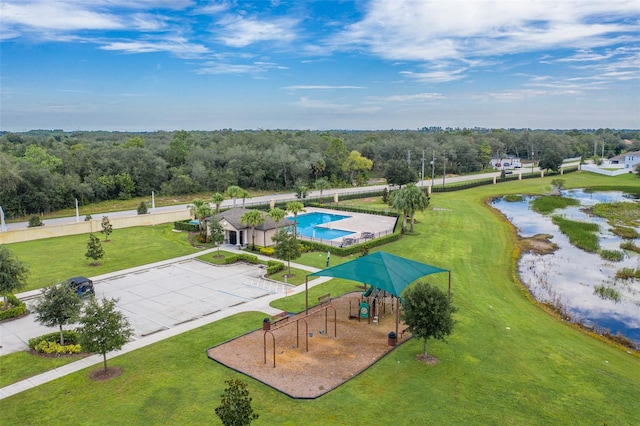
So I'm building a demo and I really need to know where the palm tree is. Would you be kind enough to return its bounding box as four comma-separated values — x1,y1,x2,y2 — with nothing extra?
240,189,251,207
286,201,306,237
403,184,429,232
314,177,331,197
225,185,243,208
268,207,287,234
211,192,225,214
390,190,409,233
240,209,265,250
188,199,212,238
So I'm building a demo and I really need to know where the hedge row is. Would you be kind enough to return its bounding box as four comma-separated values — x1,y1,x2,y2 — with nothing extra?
0,294,27,321
174,220,199,232
302,229,403,257
224,253,259,264
305,202,397,217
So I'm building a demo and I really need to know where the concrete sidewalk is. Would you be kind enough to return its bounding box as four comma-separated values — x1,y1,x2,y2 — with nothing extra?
0,247,331,400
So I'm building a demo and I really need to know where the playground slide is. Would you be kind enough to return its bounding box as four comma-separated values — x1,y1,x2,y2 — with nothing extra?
362,286,374,297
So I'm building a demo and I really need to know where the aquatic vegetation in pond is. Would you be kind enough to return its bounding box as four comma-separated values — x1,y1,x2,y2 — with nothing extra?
492,189,640,347
615,267,640,280
612,226,640,239
551,215,600,253
620,241,640,253
592,202,640,227
503,194,525,202
600,249,624,262
593,285,621,302
531,196,579,214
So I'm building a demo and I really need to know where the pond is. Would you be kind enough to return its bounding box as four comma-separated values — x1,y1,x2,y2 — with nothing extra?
491,189,640,347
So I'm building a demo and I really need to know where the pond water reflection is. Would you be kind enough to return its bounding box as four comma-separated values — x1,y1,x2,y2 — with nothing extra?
491,190,640,347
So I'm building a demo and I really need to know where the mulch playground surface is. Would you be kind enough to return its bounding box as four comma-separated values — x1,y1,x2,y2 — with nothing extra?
207,292,411,399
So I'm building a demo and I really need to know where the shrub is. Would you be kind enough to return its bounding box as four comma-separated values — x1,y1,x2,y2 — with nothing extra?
196,234,211,243
137,201,149,215
28,330,81,348
0,294,27,321
33,340,82,355
174,220,199,232
266,261,284,275
28,215,44,227
224,254,259,265
259,247,275,256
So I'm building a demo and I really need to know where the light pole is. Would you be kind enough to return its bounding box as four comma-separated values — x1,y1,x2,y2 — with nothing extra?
442,157,447,188
431,151,435,187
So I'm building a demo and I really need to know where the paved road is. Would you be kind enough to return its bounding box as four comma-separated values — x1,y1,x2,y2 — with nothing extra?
3,171,516,231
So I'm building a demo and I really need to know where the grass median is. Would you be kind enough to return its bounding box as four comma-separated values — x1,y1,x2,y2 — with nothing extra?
2,171,640,424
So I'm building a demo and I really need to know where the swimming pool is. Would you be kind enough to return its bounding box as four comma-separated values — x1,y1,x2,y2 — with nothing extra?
293,212,354,240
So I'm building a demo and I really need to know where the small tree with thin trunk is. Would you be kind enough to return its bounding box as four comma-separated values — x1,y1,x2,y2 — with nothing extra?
271,229,301,276
86,233,105,266
209,220,225,255
401,281,457,360
77,297,133,373
0,246,29,310
215,379,259,426
33,284,82,345
101,216,113,241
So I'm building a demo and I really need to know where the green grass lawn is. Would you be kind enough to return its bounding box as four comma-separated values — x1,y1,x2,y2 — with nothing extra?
2,171,640,424
7,224,200,291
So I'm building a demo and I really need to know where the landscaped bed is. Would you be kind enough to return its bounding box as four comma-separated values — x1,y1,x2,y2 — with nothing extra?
207,291,410,399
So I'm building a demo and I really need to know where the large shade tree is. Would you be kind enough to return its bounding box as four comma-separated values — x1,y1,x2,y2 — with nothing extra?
401,281,457,359
33,284,82,345
0,246,29,310
271,229,301,276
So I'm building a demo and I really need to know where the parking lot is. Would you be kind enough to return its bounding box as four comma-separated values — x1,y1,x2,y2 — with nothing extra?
0,259,292,356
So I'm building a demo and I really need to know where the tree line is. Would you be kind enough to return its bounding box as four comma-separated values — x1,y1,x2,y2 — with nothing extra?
0,128,637,218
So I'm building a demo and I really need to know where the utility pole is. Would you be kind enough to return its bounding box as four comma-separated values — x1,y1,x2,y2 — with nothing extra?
431,151,435,186
421,150,425,187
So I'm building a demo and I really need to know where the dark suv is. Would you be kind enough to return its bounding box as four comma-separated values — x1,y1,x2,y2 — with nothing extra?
66,277,95,296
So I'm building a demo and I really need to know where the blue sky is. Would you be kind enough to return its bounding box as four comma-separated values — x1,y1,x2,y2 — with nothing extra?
1,0,639,131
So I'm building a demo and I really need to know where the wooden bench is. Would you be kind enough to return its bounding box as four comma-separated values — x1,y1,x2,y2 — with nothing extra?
271,311,290,327
317,293,331,305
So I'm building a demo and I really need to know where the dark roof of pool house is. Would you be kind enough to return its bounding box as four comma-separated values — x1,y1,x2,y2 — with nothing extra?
210,207,292,231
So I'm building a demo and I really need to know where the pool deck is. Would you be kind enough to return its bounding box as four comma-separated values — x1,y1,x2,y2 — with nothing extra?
298,207,397,246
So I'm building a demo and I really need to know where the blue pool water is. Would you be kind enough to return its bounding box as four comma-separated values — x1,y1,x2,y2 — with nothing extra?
293,212,354,240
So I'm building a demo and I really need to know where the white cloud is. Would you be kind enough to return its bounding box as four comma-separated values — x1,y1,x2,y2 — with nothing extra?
381,93,445,102
334,0,639,62
400,69,467,83
282,85,364,90
1,1,124,31
196,61,285,75
215,15,299,47
100,37,208,58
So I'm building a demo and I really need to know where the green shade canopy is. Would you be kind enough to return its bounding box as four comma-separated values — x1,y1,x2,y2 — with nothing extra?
308,251,449,297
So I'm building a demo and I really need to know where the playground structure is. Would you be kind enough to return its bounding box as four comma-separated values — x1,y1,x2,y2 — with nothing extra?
349,285,396,325
263,297,337,368
208,252,451,399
